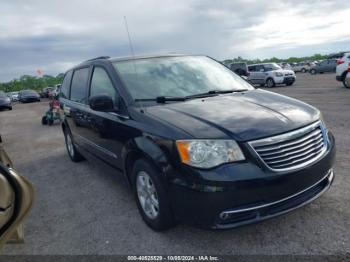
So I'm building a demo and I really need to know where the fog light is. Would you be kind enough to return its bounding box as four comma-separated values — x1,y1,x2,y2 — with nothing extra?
220,212,229,220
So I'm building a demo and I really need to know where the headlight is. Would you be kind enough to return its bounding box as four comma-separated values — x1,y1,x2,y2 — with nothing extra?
176,140,245,168
275,72,283,77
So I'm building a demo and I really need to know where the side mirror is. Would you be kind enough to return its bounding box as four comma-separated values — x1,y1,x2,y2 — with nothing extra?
89,94,115,112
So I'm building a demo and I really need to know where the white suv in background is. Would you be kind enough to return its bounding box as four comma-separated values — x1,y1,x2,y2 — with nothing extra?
248,63,296,88
336,52,350,88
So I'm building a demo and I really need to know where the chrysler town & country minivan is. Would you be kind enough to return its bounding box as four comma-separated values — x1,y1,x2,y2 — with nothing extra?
60,55,335,230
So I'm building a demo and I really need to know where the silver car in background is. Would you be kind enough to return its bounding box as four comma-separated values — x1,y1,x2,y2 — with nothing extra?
248,63,296,87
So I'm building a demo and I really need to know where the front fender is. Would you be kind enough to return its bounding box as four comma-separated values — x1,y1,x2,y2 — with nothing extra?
121,135,173,185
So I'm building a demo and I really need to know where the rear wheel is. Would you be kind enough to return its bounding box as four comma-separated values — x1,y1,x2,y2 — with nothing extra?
286,82,294,86
41,116,48,125
64,129,84,162
266,78,275,88
310,69,316,75
132,159,175,231
301,68,306,73
343,77,350,89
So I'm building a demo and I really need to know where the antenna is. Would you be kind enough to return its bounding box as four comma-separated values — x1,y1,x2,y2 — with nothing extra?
123,16,145,111
124,16,136,69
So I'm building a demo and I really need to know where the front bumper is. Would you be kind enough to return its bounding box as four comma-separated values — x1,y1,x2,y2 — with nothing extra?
0,102,11,109
169,133,335,229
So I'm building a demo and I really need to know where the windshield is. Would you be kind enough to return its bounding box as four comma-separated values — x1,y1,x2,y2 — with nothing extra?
263,63,282,71
113,56,254,100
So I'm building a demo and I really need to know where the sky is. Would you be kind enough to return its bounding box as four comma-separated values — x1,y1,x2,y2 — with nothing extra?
0,0,350,82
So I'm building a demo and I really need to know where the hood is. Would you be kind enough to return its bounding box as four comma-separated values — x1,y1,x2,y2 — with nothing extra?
146,89,320,141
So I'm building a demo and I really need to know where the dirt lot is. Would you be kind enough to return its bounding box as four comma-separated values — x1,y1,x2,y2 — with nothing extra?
0,73,349,255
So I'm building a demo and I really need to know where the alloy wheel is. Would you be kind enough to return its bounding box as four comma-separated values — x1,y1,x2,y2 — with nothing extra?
136,171,159,220
66,134,75,157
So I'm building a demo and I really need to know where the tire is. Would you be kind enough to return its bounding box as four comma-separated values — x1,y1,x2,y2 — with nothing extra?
132,159,175,231
286,82,294,86
266,78,275,88
41,116,48,125
48,119,54,126
310,69,316,75
64,128,84,162
343,77,350,89
301,68,306,73
259,84,265,87
8,106,12,111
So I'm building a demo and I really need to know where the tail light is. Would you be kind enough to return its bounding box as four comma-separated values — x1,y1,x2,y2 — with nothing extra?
337,59,344,65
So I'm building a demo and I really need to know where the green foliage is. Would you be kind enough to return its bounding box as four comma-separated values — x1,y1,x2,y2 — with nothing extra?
223,53,330,65
0,74,64,93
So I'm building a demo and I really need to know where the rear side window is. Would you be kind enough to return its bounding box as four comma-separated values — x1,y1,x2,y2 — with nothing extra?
90,67,118,104
248,66,256,72
60,70,73,99
70,68,89,103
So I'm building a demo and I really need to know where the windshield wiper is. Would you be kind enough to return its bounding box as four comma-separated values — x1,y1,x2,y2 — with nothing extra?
134,89,249,104
185,89,248,99
135,96,186,103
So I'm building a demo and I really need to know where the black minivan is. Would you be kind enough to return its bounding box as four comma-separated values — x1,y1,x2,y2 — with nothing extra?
60,55,335,230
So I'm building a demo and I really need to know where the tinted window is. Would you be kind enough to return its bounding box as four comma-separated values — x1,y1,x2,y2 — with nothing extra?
60,70,73,99
255,65,264,71
248,65,256,71
70,68,89,103
90,67,118,103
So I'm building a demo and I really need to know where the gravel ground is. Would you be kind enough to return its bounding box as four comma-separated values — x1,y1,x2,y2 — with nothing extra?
0,73,349,255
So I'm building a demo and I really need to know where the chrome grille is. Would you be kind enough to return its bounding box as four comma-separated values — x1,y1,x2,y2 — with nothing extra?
249,121,327,171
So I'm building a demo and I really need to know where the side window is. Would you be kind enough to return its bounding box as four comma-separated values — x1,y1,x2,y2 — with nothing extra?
255,65,264,72
90,67,118,104
248,66,255,72
70,68,89,103
60,70,73,99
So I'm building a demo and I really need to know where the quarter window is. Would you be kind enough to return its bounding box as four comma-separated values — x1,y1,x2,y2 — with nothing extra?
60,70,73,99
90,67,118,103
70,68,89,103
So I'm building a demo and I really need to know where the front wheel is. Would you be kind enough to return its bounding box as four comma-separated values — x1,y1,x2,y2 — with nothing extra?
286,82,294,86
64,129,84,162
310,69,316,75
132,159,175,231
301,68,306,73
266,78,275,88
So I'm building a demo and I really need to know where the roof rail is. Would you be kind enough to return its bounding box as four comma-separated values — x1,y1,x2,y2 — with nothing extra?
85,56,110,62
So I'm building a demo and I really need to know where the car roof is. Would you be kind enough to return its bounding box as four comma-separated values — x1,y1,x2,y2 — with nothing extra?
248,63,276,66
69,53,203,71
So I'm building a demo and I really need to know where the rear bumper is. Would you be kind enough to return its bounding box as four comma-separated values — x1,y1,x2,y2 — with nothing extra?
169,133,335,229
336,75,343,82
21,97,40,102
282,77,296,84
